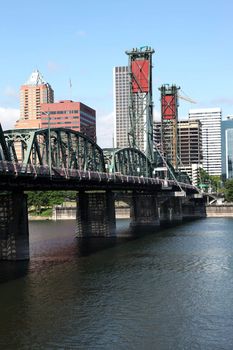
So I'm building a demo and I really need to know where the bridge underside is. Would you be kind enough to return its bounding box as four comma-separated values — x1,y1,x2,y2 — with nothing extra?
0,188,206,261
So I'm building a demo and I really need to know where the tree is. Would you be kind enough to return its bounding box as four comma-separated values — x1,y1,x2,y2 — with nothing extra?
198,168,222,193
27,191,49,214
26,191,76,214
224,179,233,202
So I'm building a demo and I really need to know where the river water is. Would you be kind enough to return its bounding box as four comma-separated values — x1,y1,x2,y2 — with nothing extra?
1,218,233,349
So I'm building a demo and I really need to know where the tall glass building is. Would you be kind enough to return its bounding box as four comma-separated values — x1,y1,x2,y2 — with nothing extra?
222,117,233,180
113,66,146,152
113,66,130,148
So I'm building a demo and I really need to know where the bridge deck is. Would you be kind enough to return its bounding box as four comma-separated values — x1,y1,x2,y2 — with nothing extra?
0,161,198,193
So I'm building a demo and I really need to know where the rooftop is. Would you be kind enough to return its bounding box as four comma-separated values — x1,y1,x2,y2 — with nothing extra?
24,69,47,86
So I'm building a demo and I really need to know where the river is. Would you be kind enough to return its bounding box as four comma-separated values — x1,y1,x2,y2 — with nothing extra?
0,218,233,349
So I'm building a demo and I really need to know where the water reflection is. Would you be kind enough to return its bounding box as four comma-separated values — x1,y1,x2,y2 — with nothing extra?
76,237,118,256
1,218,233,349
0,261,29,283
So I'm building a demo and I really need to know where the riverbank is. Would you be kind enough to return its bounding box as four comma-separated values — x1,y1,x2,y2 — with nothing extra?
28,204,233,221
206,204,233,217
29,206,131,221
29,215,52,221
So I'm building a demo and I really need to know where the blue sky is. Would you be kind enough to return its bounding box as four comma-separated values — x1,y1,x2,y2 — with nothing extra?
0,0,232,147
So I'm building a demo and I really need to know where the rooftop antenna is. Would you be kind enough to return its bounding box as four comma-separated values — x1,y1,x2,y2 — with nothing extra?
69,78,73,100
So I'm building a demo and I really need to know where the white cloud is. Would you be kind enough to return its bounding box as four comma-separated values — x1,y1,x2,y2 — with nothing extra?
153,108,161,121
0,107,19,130
96,109,161,148
96,111,114,148
4,86,18,98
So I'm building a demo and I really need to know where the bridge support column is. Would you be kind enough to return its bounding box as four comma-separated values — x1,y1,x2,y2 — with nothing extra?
158,197,183,226
76,190,116,237
182,197,206,220
130,192,159,228
0,192,29,260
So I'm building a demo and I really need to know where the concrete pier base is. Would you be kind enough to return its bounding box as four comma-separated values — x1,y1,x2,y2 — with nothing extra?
0,192,29,260
182,197,206,220
76,190,116,237
130,192,159,228
170,197,183,223
158,197,183,226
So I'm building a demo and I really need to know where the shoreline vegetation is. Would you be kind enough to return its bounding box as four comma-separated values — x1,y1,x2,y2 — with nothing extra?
28,203,233,221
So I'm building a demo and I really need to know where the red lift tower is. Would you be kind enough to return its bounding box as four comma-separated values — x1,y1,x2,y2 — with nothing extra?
126,46,155,162
159,84,180,169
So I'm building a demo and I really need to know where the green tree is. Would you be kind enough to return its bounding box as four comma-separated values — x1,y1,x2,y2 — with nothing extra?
198,168,222,193
27,191,49,214
224,179,233,202
26,191,76,214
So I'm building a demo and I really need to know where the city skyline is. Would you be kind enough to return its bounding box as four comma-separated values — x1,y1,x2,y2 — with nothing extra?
0,0,233,148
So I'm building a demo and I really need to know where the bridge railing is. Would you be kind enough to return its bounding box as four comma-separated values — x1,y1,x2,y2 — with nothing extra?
0,160,197,192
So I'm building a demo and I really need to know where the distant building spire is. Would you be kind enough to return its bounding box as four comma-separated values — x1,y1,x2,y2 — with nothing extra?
24,69,47,86
14,70,54,130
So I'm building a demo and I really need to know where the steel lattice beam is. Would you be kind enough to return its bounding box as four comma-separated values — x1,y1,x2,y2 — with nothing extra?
3,128,105,173
103,147,152,177
126,47,155,164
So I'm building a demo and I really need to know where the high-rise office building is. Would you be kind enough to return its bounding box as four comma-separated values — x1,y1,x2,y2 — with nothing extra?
40,100,96,141
154,120,202,165
189,108,222,176
153,120,203,184
113,66,130,148
221,116,233,180
15,70,54,129
113,66,146,151
178,120,203,166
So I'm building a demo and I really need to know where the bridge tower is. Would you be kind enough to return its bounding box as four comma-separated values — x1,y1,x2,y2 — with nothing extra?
126,47,155,162
159,84,180,170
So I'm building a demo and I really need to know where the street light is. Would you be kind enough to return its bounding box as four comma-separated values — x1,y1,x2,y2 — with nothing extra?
41,110,52,177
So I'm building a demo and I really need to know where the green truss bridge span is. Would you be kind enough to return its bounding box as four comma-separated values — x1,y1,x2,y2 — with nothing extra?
0,127,205,261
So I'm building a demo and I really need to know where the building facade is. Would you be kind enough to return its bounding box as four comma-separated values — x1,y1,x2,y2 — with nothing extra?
40,100,96,141
178,120,203,166
113,66,130,148
189,108,222,176
114,65,153,154
153,120,203,184
221,116,233,180
15,70,54,129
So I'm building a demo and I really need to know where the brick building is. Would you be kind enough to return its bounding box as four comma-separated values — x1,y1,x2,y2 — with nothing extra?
40,100,96,141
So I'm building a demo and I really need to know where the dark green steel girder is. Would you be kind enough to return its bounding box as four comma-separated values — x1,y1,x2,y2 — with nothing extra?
103,147,153,177
3,128,105,172
0,124,11,161
1,127,191,184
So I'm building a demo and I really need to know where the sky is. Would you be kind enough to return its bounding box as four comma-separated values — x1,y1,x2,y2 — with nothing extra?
0,0,233,148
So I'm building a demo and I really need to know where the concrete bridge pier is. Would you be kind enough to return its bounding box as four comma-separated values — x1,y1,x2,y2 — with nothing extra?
158,197,183,226
76,190,116,237
0,192,29,260
130,191,159,229
170,197,183,223
182,195,206,220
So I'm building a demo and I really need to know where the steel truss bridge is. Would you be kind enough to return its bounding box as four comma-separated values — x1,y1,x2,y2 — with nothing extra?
0,126,206,261
0,127,198,194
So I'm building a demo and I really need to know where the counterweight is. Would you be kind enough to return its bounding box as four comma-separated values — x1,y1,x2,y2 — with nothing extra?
159,84,180,169
126,47,155,162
